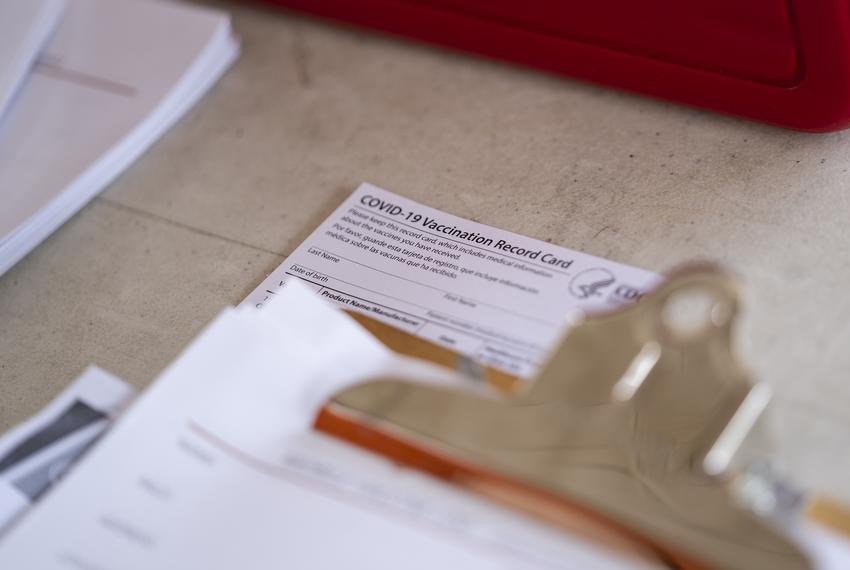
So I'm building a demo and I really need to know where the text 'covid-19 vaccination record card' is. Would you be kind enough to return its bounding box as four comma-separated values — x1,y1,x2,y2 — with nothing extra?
243,182,659,377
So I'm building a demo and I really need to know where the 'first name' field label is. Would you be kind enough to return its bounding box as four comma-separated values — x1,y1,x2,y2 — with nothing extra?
243,182,659,377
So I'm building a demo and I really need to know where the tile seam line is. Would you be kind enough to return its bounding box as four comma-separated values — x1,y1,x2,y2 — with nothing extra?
95,197,286,258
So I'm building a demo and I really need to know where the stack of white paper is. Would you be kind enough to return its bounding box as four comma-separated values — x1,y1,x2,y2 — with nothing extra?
0,0,239,276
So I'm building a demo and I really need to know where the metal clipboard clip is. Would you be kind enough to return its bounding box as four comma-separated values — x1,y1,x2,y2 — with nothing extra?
317,264,848,570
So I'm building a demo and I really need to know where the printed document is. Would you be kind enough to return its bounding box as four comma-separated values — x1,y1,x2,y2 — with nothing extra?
244,183,658,377
0,283,664,570
0,366,133,535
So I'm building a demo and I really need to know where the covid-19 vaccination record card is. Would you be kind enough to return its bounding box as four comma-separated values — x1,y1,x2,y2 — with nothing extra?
244,182,659,377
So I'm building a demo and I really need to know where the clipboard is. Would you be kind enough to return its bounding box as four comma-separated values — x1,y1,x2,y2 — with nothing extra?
316,264,849,570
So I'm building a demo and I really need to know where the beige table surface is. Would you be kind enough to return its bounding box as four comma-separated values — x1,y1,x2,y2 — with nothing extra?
2,1,849,503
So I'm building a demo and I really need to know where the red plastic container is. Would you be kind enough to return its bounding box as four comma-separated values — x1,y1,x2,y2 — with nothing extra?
262,0,850,132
